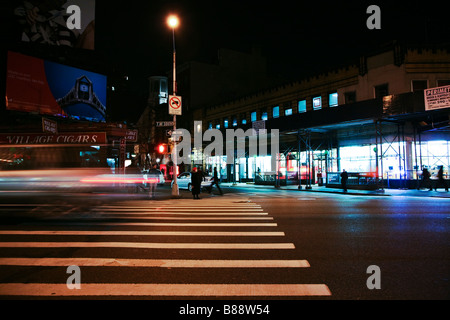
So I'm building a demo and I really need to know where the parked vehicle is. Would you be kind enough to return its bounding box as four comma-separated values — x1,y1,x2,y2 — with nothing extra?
171,172,213,192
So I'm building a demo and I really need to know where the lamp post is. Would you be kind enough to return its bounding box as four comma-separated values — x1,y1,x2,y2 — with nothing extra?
167,14,179,197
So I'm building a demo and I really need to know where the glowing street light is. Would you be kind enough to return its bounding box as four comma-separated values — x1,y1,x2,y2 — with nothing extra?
167,15,179,29
167,14,180,197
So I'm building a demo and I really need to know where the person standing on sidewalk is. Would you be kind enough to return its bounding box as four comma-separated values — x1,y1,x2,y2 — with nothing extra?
191,167,202,199
212,167,223,195
340,169,348,192
418,167,432,191
434,166,449,192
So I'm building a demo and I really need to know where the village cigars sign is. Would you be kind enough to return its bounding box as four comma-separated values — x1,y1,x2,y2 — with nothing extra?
0,132,107,145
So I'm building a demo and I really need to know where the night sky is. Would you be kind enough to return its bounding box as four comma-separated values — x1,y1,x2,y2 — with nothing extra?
2,1,448,123
95,0,450,80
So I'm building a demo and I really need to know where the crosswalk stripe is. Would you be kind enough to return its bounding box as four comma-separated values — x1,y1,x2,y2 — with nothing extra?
88,211,269,215
92,208,264,212
0,242,295,249
0,230,284,236
0,258,308,268
28,222,278,227
85,216,273,220
99,205,262,209
0,283,331,296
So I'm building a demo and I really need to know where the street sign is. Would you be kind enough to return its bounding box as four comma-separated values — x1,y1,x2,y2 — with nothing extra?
169,95,182,115
424,85,450,111
156,121,174,127
42,117,57,134
125,129,138,142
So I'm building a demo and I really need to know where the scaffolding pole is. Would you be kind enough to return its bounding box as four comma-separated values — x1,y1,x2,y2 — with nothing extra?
298,129,312,190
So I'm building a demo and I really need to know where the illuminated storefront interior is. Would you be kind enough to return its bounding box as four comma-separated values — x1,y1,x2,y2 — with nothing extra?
202,137,449,187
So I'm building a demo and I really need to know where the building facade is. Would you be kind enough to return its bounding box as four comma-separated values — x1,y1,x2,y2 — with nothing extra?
196,44,450,189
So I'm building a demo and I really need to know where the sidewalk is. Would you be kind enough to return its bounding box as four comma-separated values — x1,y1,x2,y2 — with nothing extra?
219,182,450,198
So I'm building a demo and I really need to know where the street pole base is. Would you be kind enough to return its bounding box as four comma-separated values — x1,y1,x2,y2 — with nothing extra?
171,183,180,198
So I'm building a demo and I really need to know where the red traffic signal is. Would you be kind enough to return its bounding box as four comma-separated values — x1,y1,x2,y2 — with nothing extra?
157,144,167,154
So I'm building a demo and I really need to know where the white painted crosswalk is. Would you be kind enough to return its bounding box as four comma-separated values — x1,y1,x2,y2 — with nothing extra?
0,196,331,298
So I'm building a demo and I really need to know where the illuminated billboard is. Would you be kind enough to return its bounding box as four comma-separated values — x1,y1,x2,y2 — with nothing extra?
6,51,107,122
12,0,95,50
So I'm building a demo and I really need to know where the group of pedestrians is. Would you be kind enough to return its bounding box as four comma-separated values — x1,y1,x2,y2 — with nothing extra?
126,160,160,198
418,166,448,191
340,166,448,192
190,167,222,199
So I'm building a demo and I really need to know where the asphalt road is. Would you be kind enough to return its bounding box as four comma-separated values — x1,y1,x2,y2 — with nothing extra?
0,185,448,308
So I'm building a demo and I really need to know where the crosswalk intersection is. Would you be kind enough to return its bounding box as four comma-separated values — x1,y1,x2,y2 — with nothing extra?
0,195,331,298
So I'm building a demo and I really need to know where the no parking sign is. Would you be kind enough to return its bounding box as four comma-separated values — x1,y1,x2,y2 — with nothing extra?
168,95,182,115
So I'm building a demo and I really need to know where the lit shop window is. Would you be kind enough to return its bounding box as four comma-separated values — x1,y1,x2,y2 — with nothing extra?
313,96,322,110
224,119,228,128
251,111,257,122
273,106,280,118
241,113,247,125
261,111,268,121
298,100,306,113
329,92,338,107
232,117,238,127
285,108,293,116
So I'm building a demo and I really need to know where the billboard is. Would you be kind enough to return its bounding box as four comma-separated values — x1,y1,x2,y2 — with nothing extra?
6,51,107,122
12,0,95,50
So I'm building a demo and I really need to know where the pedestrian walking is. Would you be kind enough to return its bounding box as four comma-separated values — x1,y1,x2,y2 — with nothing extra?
211,167,223,195
418,167,432,191
340,169,348,192
126,159,144,193
434,166,448,192
147,164,159,199
191,167,202,199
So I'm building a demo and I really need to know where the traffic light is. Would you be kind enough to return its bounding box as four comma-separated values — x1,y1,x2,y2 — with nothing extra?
157,144,167,154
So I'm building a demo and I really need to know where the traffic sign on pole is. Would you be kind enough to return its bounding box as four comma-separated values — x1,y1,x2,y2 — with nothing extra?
156,121,174,127
169,95,182,115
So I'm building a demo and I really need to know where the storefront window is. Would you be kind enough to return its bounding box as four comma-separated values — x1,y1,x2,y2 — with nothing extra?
273,106,280,118
417,140,450,177
313,96,322,110
329,92,338,107
298,100,306,113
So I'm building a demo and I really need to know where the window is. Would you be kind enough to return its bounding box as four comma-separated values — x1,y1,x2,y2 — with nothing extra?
208,122,212,129
329,92,338,107
223,118,228,128
285,108,293,116
241,113,247,125
437,80,450,87
313,96,322,110
251,111,257,122
344,91,356,104
232,116,238,127
411,80,428,92
374,84,389,98
298,100,306,113
261,110,268,121
273,106,280,118
215,123,220,129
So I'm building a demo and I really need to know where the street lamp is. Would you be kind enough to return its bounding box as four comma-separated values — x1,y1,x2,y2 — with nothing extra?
167,14,179,197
